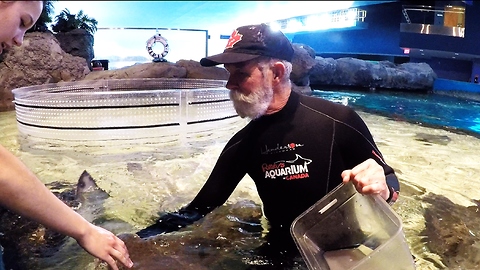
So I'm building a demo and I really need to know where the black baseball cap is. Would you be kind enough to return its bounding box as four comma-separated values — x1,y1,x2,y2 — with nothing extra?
200,23,294,67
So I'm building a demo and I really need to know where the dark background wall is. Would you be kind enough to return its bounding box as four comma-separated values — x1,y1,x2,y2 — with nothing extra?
399,1,480,56
472,62,480,82
292,2,405,61
421,58,472,82
402,1,480,82
290,1,479,81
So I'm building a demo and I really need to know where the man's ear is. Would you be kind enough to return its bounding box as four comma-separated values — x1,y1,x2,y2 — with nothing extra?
271,62,286,84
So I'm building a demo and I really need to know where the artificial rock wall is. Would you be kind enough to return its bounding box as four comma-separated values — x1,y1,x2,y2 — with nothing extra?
0,32,437,111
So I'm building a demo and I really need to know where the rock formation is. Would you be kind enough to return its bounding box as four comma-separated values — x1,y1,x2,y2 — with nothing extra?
0,32,89,111
54,28,95,71
82,59,229,81
310,57,436,90
0,32,437,111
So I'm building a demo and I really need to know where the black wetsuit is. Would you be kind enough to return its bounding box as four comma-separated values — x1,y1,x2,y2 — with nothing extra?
137,91,399,239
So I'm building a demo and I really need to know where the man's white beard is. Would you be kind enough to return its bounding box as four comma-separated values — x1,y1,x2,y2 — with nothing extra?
230,84,274,120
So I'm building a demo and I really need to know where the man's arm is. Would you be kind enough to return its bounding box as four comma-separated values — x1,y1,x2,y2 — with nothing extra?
136,207,206,238
335,108,400,204
137,132,250,238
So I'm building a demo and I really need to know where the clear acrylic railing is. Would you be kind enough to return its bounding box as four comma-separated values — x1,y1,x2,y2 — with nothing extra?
12,78,239,141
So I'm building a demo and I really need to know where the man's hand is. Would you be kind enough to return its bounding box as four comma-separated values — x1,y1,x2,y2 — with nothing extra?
341,158,389,200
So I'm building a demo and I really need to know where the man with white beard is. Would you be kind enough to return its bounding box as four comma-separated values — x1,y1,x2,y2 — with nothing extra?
138,23,399,267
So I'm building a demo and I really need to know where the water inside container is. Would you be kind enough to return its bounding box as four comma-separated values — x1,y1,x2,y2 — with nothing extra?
323,244,373,270
291,182,415,270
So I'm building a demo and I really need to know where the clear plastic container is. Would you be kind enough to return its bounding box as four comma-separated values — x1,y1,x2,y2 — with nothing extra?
290,182,415,270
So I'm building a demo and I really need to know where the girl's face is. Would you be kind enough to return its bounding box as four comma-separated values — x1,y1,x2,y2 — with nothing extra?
0,1,42,54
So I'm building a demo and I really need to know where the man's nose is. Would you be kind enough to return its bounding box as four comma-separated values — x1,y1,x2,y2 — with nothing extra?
226,78,238,91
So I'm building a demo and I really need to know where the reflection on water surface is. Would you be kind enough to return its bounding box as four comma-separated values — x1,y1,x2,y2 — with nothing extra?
1,89,480,269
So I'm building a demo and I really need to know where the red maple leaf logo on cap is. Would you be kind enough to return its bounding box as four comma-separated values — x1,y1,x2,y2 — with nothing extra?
225,30,242,49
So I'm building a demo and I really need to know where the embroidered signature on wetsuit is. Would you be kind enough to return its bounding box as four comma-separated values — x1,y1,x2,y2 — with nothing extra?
261,142,304,155
262,154,312,180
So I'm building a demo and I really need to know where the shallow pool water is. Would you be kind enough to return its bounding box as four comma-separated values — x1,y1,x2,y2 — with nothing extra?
2,90,480,269
312,89,480,136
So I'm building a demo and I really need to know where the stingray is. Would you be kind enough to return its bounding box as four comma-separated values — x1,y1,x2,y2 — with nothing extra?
0,170,121,270
414,132,451,145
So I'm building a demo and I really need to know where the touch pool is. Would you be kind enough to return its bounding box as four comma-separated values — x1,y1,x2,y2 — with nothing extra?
2,89,480,269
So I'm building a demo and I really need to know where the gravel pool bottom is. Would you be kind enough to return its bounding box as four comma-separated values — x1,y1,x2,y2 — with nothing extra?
2,101,480,269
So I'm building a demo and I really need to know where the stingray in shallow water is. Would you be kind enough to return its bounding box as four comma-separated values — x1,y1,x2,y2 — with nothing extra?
421,193,480,269
414,132,451,145
104,200,306,270
0,170,127,270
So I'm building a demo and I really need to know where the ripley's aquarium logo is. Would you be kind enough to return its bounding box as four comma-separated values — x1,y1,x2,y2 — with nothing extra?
262,154,312,181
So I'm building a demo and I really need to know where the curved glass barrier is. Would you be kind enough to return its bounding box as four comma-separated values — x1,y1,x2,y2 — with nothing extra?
12,78,239,141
